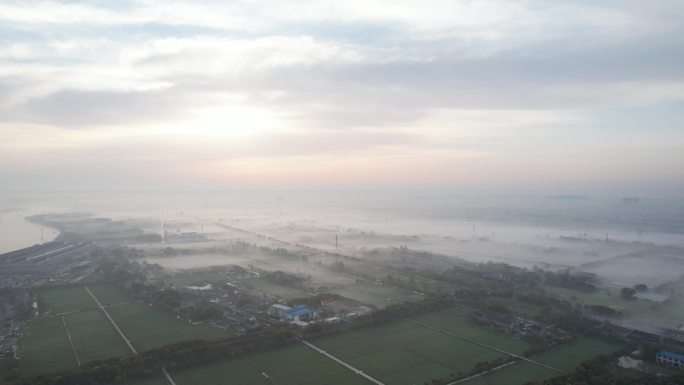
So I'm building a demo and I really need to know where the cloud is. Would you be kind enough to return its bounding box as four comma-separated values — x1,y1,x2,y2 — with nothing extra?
0,0,683,191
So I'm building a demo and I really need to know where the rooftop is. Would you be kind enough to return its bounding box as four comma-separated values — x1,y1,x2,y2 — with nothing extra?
287,304,313,316
658,351,684,361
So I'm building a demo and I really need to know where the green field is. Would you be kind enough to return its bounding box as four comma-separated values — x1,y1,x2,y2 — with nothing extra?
87,284,131,306
107,303,226,351
64,310,132,362
20,316,77,376
120,305,622,385
172,358,270,385
121,377,169,385
532,336,622,372
314,318,511,385
163,271,228,287
331,282,424,308
38,286,96,314
460,361,557,385
411,307,531,354
239,277,311,300
22,284,227,377
171,344,369,385
542,284,684,328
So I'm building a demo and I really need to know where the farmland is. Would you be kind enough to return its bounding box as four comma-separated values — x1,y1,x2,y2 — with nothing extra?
313,317,515,385
38,286,96,314
330,282,424,308
239,277,311,300
106,303,226,351
63,310,131,363
19,316,77,376
151,306,622,385
20,284,227,376
170,344,370,385
22,289,625,385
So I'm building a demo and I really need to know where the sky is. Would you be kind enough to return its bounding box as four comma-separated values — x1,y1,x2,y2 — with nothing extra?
0,0,683,196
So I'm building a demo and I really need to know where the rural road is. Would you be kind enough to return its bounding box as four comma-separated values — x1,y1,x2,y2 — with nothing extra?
61,315,81,367
85,286,138,354
302,340,387,385
408,320,565,374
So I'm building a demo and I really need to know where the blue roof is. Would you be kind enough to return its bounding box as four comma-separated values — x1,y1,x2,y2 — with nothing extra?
658,351,684,360
287,304,313,316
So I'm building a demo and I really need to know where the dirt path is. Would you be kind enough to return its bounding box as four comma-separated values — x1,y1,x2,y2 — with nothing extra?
408,319,565,374
84,286,137,354
61,315,81,367
302,340,386,385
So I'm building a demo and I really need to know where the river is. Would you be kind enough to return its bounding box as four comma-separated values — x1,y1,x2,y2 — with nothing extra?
0,211,58,254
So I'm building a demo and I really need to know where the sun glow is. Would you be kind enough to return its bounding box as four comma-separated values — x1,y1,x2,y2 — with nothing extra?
164,104,283,138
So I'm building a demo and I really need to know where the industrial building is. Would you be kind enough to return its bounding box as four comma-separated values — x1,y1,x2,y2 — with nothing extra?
268,304,315,323
656,350,684,368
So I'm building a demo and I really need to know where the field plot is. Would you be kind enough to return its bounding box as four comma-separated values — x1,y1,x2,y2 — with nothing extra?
63,310,132,363
331,282,424,308
313,319,510,385
170,345,370,385
121,377,169,385
86,284,130,306
107,303,226,351
239,277,310,299
19,316,77,376
38,286,96,314
532,336,622,372
172,358,270,385
410,307,531,354
162,271,228,287
460,361,557,385
460,335,622,385
251,344,371,385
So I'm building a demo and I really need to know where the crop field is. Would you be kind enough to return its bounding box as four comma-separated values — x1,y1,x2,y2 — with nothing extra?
87,283,131,306
38,286,96,314
460,361,557,385
331,282,424,308
313,319,511,385
410,307,531,354
543,284,684,328
122,377,169,385
106,303,226,351
162,271,228,287
19,316,77,376
119,305,623,385
239,277,310,299
461,336,622,385
21,284,227,377
172,358,271,385
170,344,370,385
63,310,132,363
533,336,622,372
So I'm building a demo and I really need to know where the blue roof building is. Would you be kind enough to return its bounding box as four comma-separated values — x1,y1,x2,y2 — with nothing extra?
268,303,315,323
656,350,684,368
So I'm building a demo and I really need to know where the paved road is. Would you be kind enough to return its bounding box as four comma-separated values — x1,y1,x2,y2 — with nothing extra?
408,320,565,374
302,341,386,385
445,360,517,384
84,286,138,354
162,367,178,385
61,315,81,367
85,286,183,385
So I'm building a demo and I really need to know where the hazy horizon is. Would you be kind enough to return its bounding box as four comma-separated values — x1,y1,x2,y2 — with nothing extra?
1,1,683,196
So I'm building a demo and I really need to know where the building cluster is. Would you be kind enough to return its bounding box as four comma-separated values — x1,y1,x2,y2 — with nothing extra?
0,241,95,288
472,311,572,345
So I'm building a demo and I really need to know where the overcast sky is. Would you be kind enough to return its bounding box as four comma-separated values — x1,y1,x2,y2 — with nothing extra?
1,0,683,196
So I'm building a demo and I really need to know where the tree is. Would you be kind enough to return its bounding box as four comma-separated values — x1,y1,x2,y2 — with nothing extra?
634,283,648,292
621,287,636,300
